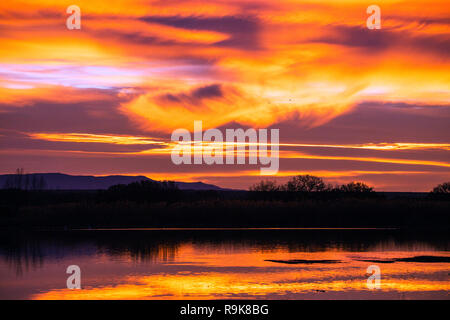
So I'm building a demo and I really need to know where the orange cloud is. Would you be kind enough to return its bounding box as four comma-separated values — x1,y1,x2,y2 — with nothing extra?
0,0,449,191
29,133,168,146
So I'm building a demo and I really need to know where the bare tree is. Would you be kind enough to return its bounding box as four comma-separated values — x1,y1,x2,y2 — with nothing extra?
24,174,30,190
3,169,46,190
249,180,279,192
14,168,24,189
31,175,38,190
38,176,47,190
282,175,327,192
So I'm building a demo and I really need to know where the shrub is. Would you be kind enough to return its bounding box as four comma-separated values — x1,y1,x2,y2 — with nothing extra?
249,180,279,192
282,175,327,192
431,182,450,194
339,182,374,193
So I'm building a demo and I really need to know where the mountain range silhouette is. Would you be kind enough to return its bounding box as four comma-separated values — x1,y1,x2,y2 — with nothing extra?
0,173,225,191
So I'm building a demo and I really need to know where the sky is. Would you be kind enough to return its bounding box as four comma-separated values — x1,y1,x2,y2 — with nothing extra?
0,0,449,191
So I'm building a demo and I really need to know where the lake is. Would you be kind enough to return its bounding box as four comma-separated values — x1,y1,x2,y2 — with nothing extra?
0,229,449,299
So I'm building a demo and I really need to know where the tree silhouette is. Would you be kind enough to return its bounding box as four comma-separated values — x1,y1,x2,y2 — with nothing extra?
103,180,179,202
339,182,374,193
4,168,25,189
3,169,46,190
431,182,450,194
282,175,327,192
249,180,279,192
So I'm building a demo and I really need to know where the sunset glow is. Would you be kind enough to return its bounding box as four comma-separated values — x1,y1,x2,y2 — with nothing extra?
0,0,449,190
30,244,450,300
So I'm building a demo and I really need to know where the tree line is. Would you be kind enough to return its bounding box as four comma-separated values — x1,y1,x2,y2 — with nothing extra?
2,169,449,195
249,174,450,194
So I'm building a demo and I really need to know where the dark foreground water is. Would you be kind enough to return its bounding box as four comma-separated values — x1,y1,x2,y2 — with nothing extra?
0,229,449,299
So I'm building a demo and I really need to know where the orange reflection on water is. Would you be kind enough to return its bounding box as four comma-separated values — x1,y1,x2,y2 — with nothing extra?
32,244,450,299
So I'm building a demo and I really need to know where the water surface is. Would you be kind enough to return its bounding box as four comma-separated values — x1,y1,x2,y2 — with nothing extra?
0,229,448,299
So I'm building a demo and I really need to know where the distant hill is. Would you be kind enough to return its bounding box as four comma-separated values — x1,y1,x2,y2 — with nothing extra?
0,173,225,191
